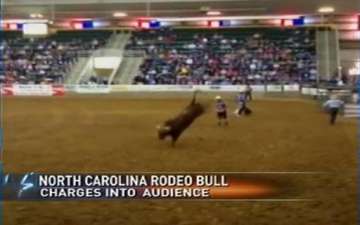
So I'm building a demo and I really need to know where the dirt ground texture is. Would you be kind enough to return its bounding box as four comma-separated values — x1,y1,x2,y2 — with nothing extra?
1,95,358,225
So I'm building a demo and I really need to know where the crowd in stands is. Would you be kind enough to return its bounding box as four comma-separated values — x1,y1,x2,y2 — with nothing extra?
0,28,319,85
127,28,317,85
0,31,110,84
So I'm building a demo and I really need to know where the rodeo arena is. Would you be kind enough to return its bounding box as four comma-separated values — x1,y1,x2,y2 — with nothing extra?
0,0,359,225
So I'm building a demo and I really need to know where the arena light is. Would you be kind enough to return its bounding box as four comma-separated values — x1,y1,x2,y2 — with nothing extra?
318,6,335,13
17,23,23,30
71,20,94,30
208,21,220,28
113,12,127,18
73,22,83,30
93,21,110,28
149,20,161,29
293,16,305,26
281,19,293,27
30,14,44,19
83,21,94,29
9,23,18,30
207,11,221,16
207,20,231,28
304,16,322,24
220,20,231,27
138,21,150,29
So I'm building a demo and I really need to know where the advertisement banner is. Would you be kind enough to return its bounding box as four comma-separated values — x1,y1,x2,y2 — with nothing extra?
283,85,300,92
251,85,266,92
1,84,14,96
267,85,283,92
1,85,65,96
301,88,318,96
74,84,111,94
52,85,66,96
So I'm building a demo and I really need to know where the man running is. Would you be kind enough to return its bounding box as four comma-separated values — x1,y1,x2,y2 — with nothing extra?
323,95,344,125
235,92,252,116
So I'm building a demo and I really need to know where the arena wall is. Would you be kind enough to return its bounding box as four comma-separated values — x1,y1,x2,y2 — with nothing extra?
0,84,355,102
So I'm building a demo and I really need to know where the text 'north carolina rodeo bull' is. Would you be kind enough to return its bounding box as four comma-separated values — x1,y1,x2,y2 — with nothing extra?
157,92,205,146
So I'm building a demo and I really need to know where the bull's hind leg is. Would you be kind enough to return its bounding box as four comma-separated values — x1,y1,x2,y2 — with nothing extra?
171,134,180,147
171,138,177,147
171,140,176,147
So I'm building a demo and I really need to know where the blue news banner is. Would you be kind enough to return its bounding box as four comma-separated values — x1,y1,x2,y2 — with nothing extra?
1,173,235,201
0,173,314,201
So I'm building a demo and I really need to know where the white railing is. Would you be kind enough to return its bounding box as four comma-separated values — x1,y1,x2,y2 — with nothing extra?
344,104,360,118
76,48,123,84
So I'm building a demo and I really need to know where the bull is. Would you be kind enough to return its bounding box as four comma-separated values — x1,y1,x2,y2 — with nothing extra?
157,92,205,146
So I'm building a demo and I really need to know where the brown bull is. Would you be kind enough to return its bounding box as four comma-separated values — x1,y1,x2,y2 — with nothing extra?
157,92,205,146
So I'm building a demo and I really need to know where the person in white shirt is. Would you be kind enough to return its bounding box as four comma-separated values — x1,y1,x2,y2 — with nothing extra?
323,95,344,125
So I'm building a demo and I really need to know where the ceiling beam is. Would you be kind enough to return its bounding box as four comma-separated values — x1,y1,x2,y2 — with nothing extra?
5,0,251,6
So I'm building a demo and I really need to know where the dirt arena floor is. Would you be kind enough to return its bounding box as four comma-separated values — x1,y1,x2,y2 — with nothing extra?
1,94,358,225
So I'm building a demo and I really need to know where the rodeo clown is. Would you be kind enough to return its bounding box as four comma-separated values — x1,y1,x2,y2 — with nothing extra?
215,96,229,127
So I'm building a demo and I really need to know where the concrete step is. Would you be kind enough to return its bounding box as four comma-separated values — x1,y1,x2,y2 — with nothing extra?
65,57,89,85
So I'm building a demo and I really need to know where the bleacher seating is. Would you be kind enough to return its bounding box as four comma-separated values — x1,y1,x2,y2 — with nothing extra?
0,28,318,85
126,28,317,85
0,30,112,84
